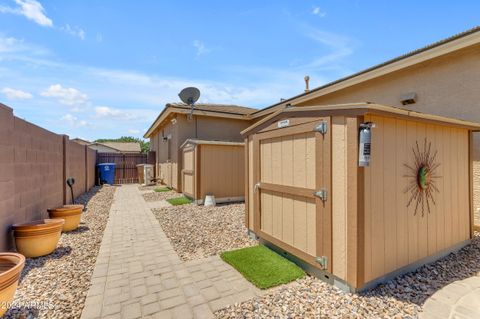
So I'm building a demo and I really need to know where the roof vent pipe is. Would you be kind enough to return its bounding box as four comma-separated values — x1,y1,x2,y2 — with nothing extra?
304,75,310,93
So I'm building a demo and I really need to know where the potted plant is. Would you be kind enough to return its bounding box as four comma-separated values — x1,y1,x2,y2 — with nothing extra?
0,253,25,316
47,204,84,232
12,219,64,258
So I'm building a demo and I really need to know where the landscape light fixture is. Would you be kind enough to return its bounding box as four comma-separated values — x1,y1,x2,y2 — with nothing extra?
66,177,76,204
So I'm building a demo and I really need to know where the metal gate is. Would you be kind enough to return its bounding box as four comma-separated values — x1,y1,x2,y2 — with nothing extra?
253,118,332,271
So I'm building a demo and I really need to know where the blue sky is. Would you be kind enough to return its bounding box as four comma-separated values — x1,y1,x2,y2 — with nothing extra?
0,1,478,140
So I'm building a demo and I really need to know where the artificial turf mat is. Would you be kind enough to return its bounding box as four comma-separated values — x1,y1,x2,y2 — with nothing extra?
166,196,192,205
221,245,305,289
154,187,171,192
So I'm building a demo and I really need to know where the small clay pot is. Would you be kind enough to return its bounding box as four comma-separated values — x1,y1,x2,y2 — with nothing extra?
48,204,84,232
12,219,64,258
0,253,25,316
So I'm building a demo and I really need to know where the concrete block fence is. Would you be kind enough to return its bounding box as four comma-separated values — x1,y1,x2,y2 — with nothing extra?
0,103,97,250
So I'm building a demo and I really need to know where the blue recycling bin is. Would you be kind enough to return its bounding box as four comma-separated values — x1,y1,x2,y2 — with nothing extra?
97,163,116,185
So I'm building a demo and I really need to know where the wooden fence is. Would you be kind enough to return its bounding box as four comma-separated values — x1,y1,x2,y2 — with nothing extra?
97,153,154,184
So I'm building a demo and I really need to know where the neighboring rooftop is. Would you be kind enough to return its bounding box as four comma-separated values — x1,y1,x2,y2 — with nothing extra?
100,142,141,153
165,103,257,116
71,138,91,146
144,103,257,138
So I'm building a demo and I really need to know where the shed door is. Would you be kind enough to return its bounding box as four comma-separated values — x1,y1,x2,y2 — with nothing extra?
253,118,331,271
182,147,196,198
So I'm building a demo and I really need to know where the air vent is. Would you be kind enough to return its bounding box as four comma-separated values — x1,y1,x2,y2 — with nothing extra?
400,92,417,105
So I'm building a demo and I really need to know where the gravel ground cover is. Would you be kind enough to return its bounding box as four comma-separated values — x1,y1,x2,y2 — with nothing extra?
216,233,480,319
142,189,179,202
152,203,257,261
5,185,116,319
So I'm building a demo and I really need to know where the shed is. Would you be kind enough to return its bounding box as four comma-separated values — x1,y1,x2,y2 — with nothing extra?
180,139,245,204
243,102,480,292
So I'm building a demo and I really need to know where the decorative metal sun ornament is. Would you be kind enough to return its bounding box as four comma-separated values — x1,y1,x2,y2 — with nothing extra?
404,139,441,216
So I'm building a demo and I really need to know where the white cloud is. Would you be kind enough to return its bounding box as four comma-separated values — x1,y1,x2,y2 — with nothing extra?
96,33,103,43
127,129,140,134
94,106,124,118
60,24,85,40
193,40,211,56
312,7,326,17
60,113,87,127
41,84,88,105
0,37,24,53
0,0,53,27
93,106,155,122
1,87,33,100
0,35,49,58
302,28,354,68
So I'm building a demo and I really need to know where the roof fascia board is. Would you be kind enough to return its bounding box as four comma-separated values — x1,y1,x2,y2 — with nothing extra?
251,32,480,119
242,103,480,136
145,107,251,138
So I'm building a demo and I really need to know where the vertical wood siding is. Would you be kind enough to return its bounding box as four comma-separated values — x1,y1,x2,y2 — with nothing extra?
248,137,254,230
363,114,470,283
198,144,245,200
332,116,347,280
259,132,317,257
182,148,195,196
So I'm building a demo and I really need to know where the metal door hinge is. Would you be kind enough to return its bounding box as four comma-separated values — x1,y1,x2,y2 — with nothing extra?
253,182,261,193
316,256,328,270
314,189,328,202
314,121,328,135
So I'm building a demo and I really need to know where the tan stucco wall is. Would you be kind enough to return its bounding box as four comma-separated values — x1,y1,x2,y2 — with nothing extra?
149,113,252,191
196,117,251,142
296,44,480,158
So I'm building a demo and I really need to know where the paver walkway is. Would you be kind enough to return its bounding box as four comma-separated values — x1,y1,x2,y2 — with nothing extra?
81,185,261,319
420,276,480,319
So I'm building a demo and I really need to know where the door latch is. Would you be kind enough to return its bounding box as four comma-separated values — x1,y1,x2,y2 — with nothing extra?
314,189,328,202
253,182,261,193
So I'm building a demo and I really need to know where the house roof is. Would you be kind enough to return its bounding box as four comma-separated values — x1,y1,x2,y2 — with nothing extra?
180,139,244,149
97,142,141,153
144,103,257,138
166,103,256,116
252,26,480,118
71,138,91,145
242,102,480,136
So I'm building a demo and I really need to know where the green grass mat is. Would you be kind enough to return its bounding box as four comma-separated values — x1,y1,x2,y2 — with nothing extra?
221,245,305,289
154,187,171,192
166,196,192,206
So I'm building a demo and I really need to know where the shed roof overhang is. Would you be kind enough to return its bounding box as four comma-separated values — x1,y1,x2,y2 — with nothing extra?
144,106,252,138
242,102,480,136
180,139,244,149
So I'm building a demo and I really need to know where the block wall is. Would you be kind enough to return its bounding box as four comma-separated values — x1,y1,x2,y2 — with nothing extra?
0,103,97,250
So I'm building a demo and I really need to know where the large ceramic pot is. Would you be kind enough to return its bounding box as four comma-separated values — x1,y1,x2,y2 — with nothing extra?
47,204,84,232
12,219,64,258
0,253,25,316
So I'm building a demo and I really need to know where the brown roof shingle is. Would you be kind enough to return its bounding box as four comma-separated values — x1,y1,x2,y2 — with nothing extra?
166,103,257,115
101,142,141,153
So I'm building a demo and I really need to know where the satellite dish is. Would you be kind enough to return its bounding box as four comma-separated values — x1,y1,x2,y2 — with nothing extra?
178,87,200,120
179,87,200,105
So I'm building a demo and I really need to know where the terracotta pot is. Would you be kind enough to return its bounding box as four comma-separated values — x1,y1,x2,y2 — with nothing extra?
47,204,84,232
12,219,64,258
0,253,25,316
